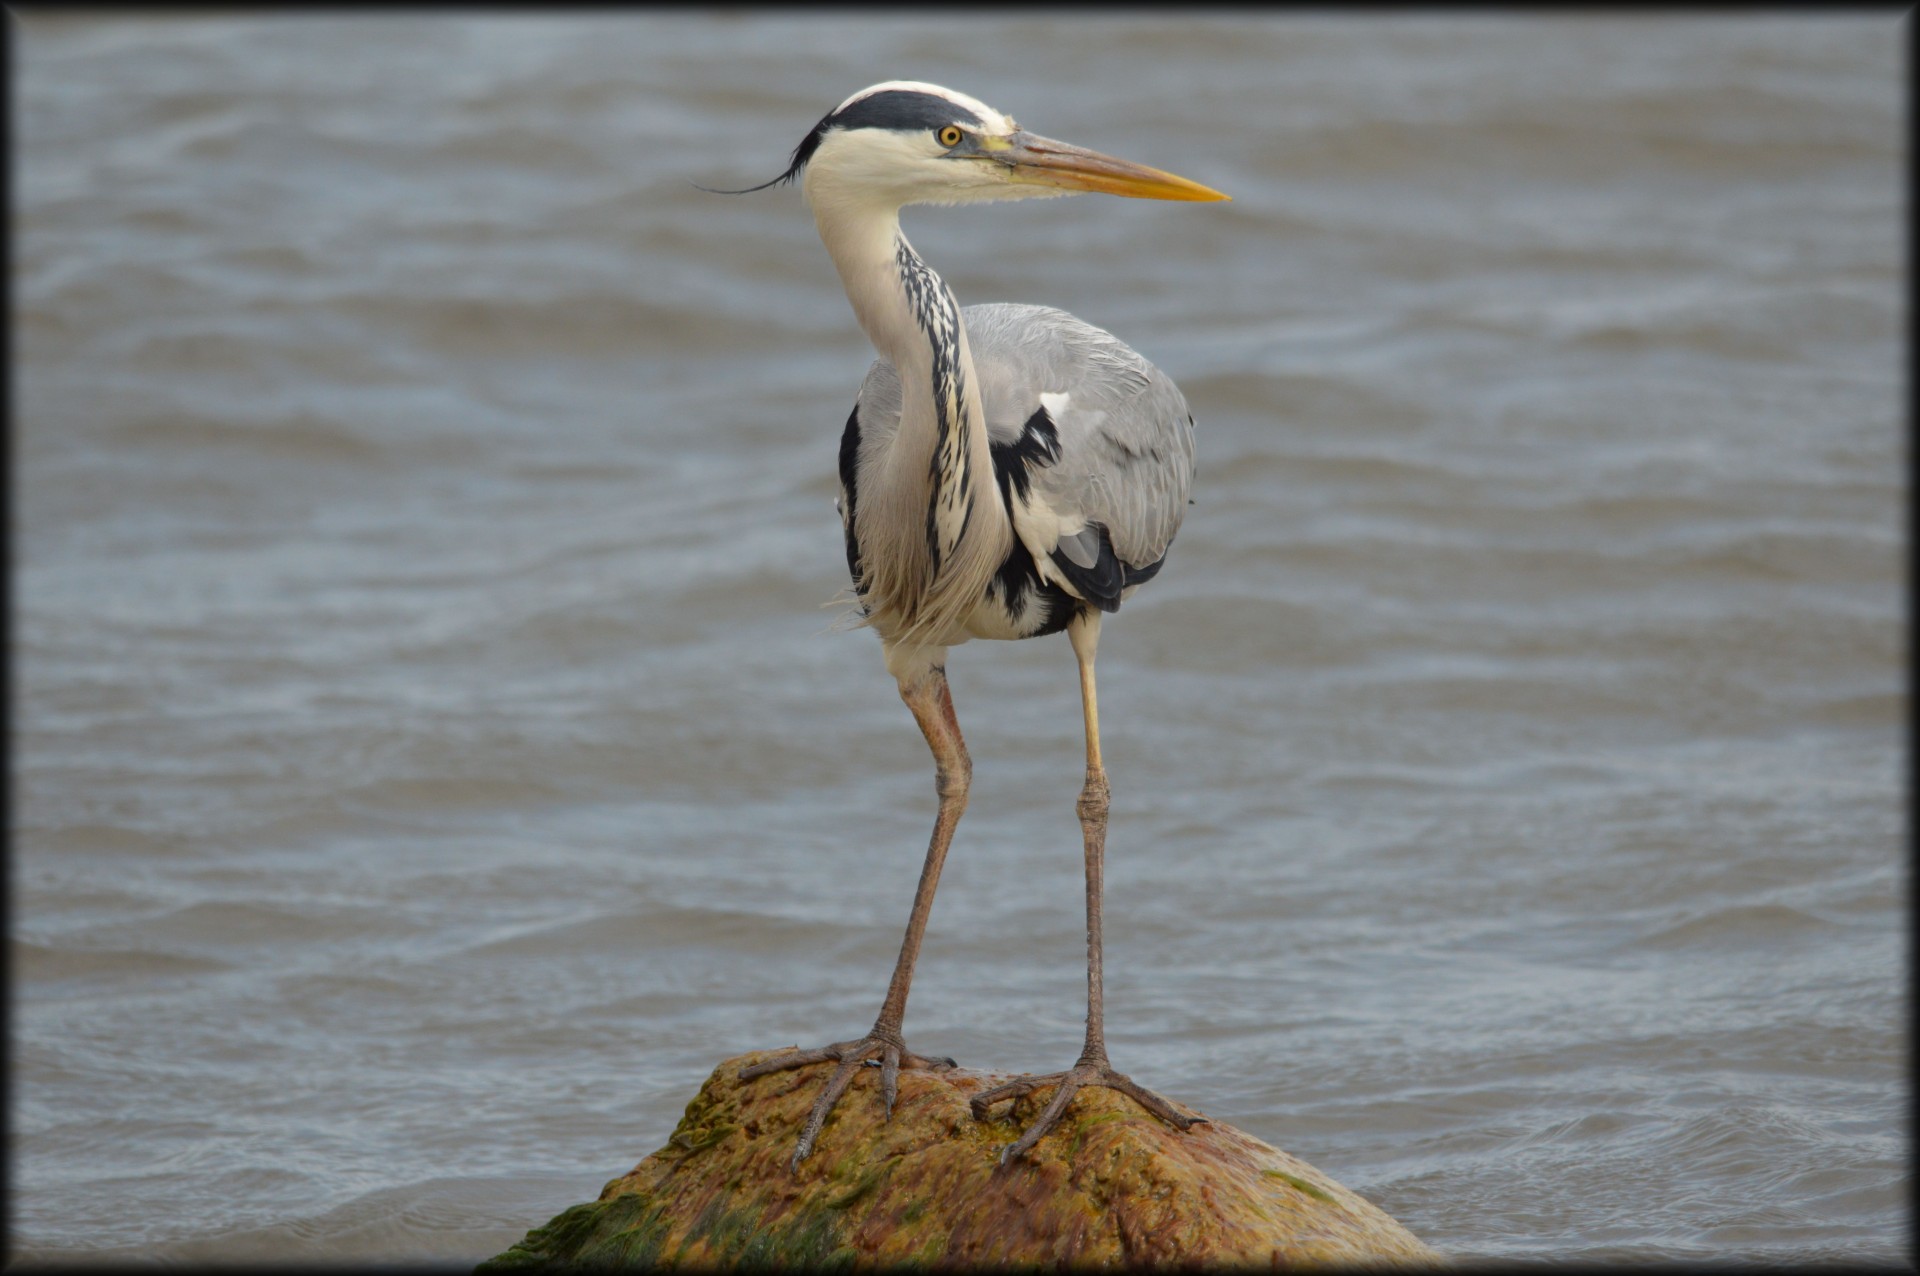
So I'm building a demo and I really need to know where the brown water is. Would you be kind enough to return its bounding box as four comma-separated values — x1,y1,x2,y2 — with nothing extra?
11,12,1907,1265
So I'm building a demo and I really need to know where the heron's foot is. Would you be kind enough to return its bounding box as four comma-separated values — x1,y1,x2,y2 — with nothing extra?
738,1030,956,1170
970,1056,1207,1165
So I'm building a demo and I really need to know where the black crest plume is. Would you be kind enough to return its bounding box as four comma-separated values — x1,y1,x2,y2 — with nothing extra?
694,110,832,196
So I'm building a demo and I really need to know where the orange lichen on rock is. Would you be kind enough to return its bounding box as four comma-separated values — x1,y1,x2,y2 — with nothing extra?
478,1049,1442,1270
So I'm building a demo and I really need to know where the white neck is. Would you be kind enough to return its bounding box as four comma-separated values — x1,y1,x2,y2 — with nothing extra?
804,175,1010,648
808,186,917,366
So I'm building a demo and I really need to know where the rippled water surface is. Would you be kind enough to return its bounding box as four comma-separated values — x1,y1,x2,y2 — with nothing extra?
12,13,1907,1265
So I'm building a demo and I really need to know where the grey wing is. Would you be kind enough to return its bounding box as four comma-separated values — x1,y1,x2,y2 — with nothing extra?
964,302,1196,608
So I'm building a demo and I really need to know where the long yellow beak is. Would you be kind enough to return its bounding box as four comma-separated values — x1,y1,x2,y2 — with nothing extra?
995,130,1230,202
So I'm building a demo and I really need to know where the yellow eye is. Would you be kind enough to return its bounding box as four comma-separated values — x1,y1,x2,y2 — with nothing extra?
937,125,964,148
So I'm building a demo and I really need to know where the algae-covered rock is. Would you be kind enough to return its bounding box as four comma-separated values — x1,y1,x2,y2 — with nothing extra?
480,1049,1441,1270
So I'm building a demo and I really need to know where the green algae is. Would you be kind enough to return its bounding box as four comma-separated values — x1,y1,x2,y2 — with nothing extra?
910,1229,948,1265
824,1166,886,1211
668,1121,735,1154
478,1193,675,1272
1263,1168,1336,1204
692,1196,858,1269
479,1186,861,1272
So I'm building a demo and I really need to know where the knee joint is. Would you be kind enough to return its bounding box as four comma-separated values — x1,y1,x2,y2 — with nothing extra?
1077,771,1109,822
937,753,972,804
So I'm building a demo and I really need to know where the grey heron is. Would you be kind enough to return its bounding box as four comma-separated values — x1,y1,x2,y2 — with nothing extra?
721,81,1228,1167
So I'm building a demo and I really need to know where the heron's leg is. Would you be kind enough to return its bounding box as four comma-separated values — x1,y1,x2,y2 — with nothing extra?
739,660,969,1169
970,612,1206,1163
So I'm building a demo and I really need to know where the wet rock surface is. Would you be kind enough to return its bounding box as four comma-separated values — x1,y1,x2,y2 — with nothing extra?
479,1049,1442,1269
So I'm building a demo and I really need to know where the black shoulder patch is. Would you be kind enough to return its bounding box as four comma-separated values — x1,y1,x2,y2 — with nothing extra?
987,406,1062,505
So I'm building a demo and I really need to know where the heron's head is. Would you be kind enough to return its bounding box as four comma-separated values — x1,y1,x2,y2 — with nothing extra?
726,81,1228,211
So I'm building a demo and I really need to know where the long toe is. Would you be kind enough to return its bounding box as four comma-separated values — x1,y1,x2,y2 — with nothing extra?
1106,1069,1209,1132
878,1045,901,1119
739,1043,849,1081
737,1031,958,1168
999,1071,1089,1164
791,1055,868,1168
968,1072,1060,1122
986,1061,1206,1164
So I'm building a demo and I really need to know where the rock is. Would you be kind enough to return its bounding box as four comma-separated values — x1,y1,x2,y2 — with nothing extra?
479,1048,1442,1270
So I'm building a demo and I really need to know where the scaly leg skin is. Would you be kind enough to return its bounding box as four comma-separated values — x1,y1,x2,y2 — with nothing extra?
739,659,970,1171
972,613,1207,1164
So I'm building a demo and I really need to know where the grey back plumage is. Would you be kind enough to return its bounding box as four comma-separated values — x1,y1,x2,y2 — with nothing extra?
851,303,1195,586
